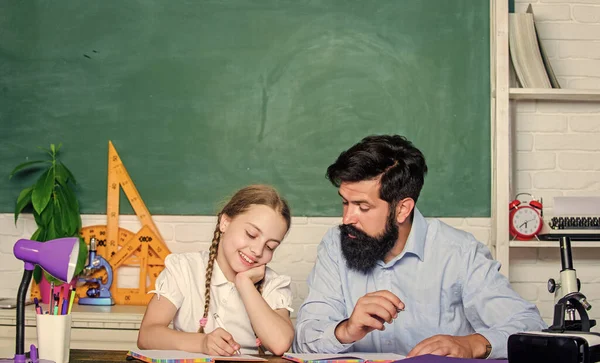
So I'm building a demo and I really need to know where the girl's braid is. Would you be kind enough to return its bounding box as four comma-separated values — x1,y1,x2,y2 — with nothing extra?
198,216,222,333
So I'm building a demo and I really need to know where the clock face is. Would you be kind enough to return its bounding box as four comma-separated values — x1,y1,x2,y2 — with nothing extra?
511,207,542,237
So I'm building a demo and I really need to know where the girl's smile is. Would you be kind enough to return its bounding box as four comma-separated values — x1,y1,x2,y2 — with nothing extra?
238,251,256,266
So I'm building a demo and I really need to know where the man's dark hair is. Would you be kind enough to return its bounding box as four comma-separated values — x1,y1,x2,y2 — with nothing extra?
326,135,428,205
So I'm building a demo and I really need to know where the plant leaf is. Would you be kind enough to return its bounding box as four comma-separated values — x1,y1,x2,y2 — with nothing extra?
60,184,81,232
75,237,88,276
33,265,42,284
32,210,43,228
56,185,75,234
46,219,58,242
59,161,77,185
60,182,80,215
55,163,69,185
31,167,54,214
52,199,66,236
30,227,43,242
56,143,62,153
37,146,52,158
39,200,55,228
14,186,33,224
44,271,64,284
9,160,47,179
50,144,56,154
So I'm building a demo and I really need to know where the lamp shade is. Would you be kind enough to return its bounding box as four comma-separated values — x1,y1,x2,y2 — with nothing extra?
13,237,80,282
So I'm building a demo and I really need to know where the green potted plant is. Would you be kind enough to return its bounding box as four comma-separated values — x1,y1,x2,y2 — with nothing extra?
10,143,88,300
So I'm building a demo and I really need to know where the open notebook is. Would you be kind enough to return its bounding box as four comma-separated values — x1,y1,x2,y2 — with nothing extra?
283,354,507,363
127,349,268,362
282,353,405,363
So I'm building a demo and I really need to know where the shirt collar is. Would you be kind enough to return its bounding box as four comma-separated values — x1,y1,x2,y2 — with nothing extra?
385,207,427,265
405,207,427,261
211,260,230,286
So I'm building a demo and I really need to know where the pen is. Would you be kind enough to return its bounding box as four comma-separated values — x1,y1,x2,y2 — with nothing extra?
33,297,42,315
67,286,76,314
58,286,64,315
53,293,59,315
61,298,68,315
49,282,55,315
213,313,241,355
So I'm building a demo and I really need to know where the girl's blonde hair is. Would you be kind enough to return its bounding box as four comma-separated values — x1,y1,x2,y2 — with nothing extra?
198,185,291,351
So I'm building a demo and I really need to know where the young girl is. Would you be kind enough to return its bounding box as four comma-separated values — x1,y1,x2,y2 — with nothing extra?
137,185,294,356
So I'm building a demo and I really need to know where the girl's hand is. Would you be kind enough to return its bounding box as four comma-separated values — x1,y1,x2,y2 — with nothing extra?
201,328,241,356
236,264,266,285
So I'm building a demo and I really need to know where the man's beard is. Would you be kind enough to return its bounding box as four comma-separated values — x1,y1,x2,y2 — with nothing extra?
339,209,399,274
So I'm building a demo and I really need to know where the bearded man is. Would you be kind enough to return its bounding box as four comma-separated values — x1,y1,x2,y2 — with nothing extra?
293,135,546,359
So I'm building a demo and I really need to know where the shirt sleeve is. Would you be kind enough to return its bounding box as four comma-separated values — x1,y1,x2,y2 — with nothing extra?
262,270,294,312
148,254,185,309
461,238,547,359
292,227,355,354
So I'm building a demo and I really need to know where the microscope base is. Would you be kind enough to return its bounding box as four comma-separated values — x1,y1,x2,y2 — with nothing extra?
78,297,115,306
559,319,597,332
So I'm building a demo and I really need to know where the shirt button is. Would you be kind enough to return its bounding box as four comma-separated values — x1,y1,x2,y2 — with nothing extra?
386,340,392,345
221,299,227,304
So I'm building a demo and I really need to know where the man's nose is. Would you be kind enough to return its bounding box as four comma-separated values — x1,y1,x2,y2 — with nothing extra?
342,208,358,225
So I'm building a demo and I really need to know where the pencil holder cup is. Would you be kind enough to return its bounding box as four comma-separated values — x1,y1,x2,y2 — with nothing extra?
36,314,72,363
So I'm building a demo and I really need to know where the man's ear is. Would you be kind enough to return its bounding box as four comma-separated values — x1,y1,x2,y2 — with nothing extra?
219,214,231,233
396,198,415,224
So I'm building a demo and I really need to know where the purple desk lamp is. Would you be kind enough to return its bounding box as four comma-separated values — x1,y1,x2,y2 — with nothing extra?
1,238,79,363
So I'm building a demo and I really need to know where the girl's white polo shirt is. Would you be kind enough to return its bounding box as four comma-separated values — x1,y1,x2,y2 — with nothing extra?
151,251,293,353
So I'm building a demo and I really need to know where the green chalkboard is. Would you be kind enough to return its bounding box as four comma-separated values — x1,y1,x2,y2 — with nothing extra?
0,0,490,217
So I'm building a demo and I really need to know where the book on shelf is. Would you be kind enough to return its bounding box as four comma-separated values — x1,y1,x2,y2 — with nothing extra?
508,11,552,88
526,4,561,88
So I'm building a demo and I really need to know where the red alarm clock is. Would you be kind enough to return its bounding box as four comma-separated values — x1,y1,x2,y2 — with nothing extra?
509,193,543,240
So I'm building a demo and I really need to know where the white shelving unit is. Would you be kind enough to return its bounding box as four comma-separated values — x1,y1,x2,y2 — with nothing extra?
509,241,600,248
491,2,600,277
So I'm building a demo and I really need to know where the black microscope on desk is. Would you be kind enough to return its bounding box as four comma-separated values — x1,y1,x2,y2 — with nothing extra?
508,236,600,363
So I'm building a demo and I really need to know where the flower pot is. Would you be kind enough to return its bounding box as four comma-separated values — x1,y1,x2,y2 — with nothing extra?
38,274,76,305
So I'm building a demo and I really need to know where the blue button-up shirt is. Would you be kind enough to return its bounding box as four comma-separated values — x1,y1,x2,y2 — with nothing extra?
293,208,546,359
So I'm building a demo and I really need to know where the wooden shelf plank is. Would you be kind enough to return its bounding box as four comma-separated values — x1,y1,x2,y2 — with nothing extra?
509,240,600,248
509,88,600,101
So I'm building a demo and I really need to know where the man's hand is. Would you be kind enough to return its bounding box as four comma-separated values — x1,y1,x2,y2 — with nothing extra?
335,290,404,344
201,328,241,356
407,333,490,359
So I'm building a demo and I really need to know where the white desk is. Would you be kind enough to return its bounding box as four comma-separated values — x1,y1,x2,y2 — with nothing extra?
0,304,145,358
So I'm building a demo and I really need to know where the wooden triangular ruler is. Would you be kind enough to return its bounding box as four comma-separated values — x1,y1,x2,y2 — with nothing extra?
76,141,171,304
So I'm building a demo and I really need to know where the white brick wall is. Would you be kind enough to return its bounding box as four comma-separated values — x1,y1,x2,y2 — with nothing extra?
514,0,600,329
0,213,490,318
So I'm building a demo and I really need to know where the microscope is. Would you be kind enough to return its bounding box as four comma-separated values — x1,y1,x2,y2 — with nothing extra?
78,237,115,306
546,236,595,332
508,236,600,363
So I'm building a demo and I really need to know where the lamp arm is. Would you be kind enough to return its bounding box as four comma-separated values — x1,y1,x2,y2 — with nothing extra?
15,268,33,358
